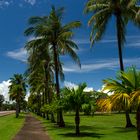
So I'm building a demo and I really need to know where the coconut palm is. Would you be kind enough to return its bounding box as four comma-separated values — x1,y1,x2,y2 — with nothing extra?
9,74,26,118
84,0,140,127
62,83,88,135
24,6,81,127
84,0,140,70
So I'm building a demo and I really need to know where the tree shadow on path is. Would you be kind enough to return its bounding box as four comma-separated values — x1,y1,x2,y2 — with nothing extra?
58,132,104,138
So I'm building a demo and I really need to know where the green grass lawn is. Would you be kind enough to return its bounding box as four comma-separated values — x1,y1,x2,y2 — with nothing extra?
36,113,137,140
0,113,26,140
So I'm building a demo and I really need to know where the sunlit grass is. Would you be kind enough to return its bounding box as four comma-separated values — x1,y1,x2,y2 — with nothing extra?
35,113,137,140
0,113,26,140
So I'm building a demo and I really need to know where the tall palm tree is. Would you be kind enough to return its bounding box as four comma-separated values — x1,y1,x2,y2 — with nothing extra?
85,0,140,71
24,6,81,127
84,0,140,127
9,74,26,118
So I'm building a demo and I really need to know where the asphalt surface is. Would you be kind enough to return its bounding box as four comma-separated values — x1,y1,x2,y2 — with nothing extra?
0,110,15,116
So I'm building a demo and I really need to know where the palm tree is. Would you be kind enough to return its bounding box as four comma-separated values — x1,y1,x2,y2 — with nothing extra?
102,68,135,127
103,67,140,139
9,74,26,118
85,0,140,70
62,83,88,135
84,0,140,127
24,6,81,127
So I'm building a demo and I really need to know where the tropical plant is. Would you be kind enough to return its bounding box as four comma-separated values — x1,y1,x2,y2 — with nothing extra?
62,83,89,135
84,0,140,127
8,74,26,118
102,66,140,139
102,68,136,127
24,6,81,127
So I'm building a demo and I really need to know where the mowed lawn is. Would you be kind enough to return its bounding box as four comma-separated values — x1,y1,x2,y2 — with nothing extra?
37,113,137,140
0,113,25,140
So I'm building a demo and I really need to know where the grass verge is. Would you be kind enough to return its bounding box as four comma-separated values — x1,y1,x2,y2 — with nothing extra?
34,113,137,140
0,113,26,140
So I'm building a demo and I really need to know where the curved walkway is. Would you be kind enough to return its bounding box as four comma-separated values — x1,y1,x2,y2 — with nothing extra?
13,114,51,140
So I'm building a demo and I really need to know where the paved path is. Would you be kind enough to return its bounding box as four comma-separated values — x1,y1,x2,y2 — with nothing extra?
0,111,15,116
13,114,51,140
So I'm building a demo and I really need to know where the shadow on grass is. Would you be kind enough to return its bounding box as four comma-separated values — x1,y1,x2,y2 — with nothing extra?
93,114,112,116
42,122,102,134
58,132,104,138
114,126,136,133
17,115,25,119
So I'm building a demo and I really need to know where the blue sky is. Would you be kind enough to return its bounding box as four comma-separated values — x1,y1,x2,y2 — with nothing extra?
0,0,140,91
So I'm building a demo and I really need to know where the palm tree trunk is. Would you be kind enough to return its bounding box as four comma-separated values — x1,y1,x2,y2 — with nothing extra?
45,88,49,120
116,14,134,128
19,101,21,113
137,105,140,140
116,14,124,71
49,86,56,123
16,101,19,118
53,44,65,127
38,94,41,116
0,104,2,111
44,64,50,120
75,107,80,135
125,110,134,128
42,92,45,118
51,112,56,123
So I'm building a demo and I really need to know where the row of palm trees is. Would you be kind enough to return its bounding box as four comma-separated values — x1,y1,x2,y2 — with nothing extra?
25,0,140,128
25,6,81,127
9,0,140,138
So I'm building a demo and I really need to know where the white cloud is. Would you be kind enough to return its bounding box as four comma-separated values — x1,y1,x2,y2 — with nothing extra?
24,0,36,5
25,91,30,101
74,39,90,45
74,38,117,45
0,80,11,101
127,42,140,48
64,81,93,92
0,0,10,7
7,48,27,62
74,35,140,47
64,81,78,90
98,84,113,96
84,87,93,92
63,57,140,73
100,39,117,43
